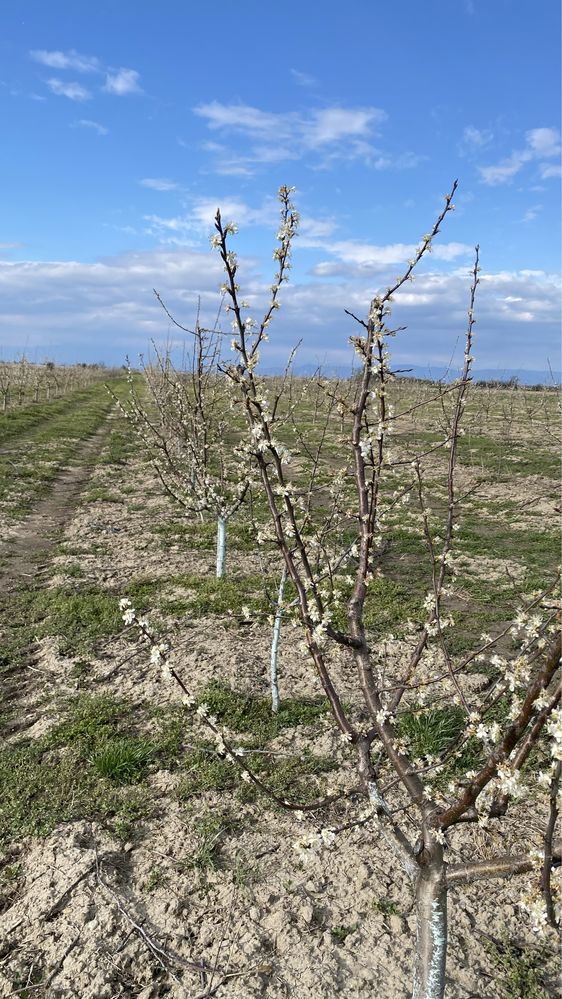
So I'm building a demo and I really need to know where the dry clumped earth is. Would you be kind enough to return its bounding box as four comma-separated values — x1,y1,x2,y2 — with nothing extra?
0,410,559,998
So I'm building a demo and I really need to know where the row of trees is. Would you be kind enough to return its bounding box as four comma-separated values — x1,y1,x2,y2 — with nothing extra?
120,184,561,999
0,358,112,411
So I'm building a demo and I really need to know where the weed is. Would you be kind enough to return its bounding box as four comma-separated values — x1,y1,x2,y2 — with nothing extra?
8,964,45,999
142,866,170,893
154,518,258,553
372,898,400,916
0,380,125,518
236,750,335,808
485,938,553,998
177,743,237,801
331,924,356,945
64,563,85,578
183,811,241,872
161,573,273,619
82,487,123,504
332,576,423,636
90,737,154,783
231,853,259,888
44,694,126,752
396,706,465,758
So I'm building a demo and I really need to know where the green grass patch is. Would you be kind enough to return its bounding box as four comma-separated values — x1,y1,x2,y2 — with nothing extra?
177,743,238,800
6,586,123,656
332,576,423,637
195,679,329,742
0,740,150,847
163,573,274,618
153,517,258,553
236,750,336,807
397,705,466,759
0,694,192,847
90,737,154,783
82,486,124,504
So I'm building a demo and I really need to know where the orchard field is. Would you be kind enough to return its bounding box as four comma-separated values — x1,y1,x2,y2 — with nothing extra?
0,364,560,998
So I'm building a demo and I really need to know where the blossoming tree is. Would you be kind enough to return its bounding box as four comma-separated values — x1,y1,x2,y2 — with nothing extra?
215,185,561,997
118,308,249,577
123,184,561,998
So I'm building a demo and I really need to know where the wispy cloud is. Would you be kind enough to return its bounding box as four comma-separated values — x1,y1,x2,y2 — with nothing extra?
30,48,143,99
290,68,317,88
47,78,92,101
479,126,561,185
520,204,542,223
140,178,180,192
72,118,108,135
196,101,385,144
30,49,101,73
458,125,493,155
539,163,562,179
103,68,142,96
192,100,406,172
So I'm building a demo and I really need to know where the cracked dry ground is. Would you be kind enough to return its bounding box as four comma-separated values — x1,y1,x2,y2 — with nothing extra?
0,392,560,998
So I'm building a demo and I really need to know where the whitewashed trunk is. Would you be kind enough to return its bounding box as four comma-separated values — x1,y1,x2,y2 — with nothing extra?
216,515,227,578
412,865,447,999
269,567,287,712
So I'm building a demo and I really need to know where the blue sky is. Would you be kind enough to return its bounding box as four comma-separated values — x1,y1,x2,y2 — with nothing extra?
0,0,560,379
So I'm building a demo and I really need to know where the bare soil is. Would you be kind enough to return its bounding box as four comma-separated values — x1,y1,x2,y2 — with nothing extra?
0,418,559,998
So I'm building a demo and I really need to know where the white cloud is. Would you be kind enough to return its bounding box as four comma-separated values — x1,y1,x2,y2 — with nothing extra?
143,195,279,243
305,107,385,147
299,216,339,241
479,126,560,185
30,49,101,73
31,48,143,100
195,101,386,145
140,178,180,191
103,68,142,96
47,78,91,101
192,100,411,173
192,196,277,229
195,101,289,135
526,127,560,158
309,239,473,275
72,119,108,135
2,245,556,373
142,215,195,244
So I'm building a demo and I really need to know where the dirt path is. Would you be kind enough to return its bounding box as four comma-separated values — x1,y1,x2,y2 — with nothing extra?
0,416,113,742
0,419,111,593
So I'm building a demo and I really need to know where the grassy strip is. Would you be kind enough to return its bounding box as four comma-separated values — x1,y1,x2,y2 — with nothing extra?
0,379,127,517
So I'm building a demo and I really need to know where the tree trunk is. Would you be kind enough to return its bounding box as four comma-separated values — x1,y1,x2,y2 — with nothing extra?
269,567,286,713
412,863,448,999
216,515,227,578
